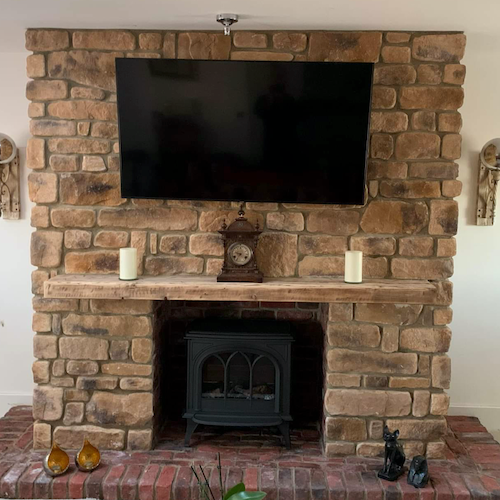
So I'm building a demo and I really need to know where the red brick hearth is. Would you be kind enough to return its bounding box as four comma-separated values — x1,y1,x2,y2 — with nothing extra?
2,407,500,500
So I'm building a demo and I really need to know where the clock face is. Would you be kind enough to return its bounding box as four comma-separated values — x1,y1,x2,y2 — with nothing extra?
228,242,253,266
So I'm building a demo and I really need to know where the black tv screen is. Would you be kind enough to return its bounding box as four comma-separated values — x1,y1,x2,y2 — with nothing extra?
116,59,373,205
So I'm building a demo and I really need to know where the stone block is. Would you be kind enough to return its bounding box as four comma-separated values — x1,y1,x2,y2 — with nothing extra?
94,231,129,248
371,134,394,160
52,360,65,377
128,429,153,450
64,230,92,250
381,46,411,63
429,200,458,235
298,235,347,255
443,64,466,85
65,251,119,274
31,119,76,136
145,256,204,276
51,208,96,228
76,376,118,390
413,390,430,417
273,33,307,52
395,133,440,160
374,66,416,85
371,87,396,109
442,134,462,160
71,87,106,100
63,402,84,425
48,100,117,120
385,418,447,440
350,236,396,256
399,237,434,257
139,33,162,50
360,201,428,234
325,442,356,456
401,327,452,353
109,340,129,361
120,377,153,391
357,443,385,457
430,393,450,415
256,233,298,277
33,422,52,449
307,210,360,235
62,313,151,337
28,102,45,118
427,441,447,459
189,234,224,256
327,349,417,374
32,360,50,383
328,304,353,322
385,32,411,43
355,303,422,325
438,113,462,133
433,308,453,325
99,207,197,230
298,256,343,276
90,300,153,315
417,64,442,85
233,32,268,48
86,392,153,426
59,337,109,360
31,231,63,267
381,326,399,353
308,32,382,62
367,160,408,179
26,80,68,101
33,386,64,420
327,323,380,348
325,389,411,417
368,420,384,439
266,212,304,231
33,313,51,333
159,235,187,254
389,377,430,389
66,361,99,376
441,180,462,198
178,33,231,60
326,374,361,387
371,112,408,133
54,425,125,450
101,363,152,376
400,87,464,110
325,417,367,441
82,155,106,171
411,111,436,131
432,355,451,389
91,122,119,139
73,30,135,50
50,155,79,172
391,258,453,280
26,29,69,51
28,173,57,203
131,338,153,363
412,34,466,63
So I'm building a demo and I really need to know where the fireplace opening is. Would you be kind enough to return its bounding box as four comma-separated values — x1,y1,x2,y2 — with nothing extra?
153,301,325,449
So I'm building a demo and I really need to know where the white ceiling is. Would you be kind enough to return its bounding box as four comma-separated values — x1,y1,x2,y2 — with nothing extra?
1,0,500,52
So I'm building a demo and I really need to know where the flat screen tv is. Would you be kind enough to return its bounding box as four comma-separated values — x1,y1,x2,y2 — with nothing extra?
116,59,373,205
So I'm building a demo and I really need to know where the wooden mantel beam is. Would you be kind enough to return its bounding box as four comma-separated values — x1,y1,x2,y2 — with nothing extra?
44,275,452,305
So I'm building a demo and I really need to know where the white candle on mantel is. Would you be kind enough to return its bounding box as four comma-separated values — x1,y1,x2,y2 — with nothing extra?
345,251,363,283
120,248,138,281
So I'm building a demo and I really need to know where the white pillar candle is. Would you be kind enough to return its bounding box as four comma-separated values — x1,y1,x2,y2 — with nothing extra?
345,251,363,283
120,248,138,281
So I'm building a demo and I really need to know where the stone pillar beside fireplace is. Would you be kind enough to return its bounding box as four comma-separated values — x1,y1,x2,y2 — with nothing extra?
27,28,463,457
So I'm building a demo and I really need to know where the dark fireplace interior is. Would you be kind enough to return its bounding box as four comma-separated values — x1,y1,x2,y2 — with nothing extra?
153,300,325,448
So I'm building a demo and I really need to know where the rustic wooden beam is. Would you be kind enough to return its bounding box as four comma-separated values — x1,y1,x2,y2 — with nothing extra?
44,275,451,305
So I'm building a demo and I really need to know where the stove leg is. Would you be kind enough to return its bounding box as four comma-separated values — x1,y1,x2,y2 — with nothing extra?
184,419,198,446
279,422,291,449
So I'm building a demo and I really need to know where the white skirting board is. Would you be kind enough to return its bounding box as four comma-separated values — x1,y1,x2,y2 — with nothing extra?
0,393,32,417
449,404,500,437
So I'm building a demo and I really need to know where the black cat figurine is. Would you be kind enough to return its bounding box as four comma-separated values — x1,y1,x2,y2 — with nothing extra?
407,455,429,488
377,426,406,481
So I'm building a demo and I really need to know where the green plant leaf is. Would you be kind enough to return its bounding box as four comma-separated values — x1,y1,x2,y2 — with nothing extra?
227,491,267,500
223,483,245,500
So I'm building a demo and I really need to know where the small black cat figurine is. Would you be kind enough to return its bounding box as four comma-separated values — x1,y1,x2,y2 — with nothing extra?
407,455,429,488
377,426,406,481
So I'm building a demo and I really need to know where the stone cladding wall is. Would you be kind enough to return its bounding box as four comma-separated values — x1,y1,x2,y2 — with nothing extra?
26,28,464,455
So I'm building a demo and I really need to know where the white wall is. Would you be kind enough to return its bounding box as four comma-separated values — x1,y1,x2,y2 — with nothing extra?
0,42,35,415
0,21,499,434
448,32,500,433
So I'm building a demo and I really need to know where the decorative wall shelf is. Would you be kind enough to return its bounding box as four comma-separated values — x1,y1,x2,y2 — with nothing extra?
44,275,451,305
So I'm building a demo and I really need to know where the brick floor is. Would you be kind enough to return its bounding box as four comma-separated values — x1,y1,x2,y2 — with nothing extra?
1,407,500,499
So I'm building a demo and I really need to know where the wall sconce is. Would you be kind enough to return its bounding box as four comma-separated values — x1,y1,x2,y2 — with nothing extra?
0,133,20,220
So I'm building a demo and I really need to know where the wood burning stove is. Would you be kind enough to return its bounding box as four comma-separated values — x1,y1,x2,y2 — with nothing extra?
183,319,294,447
